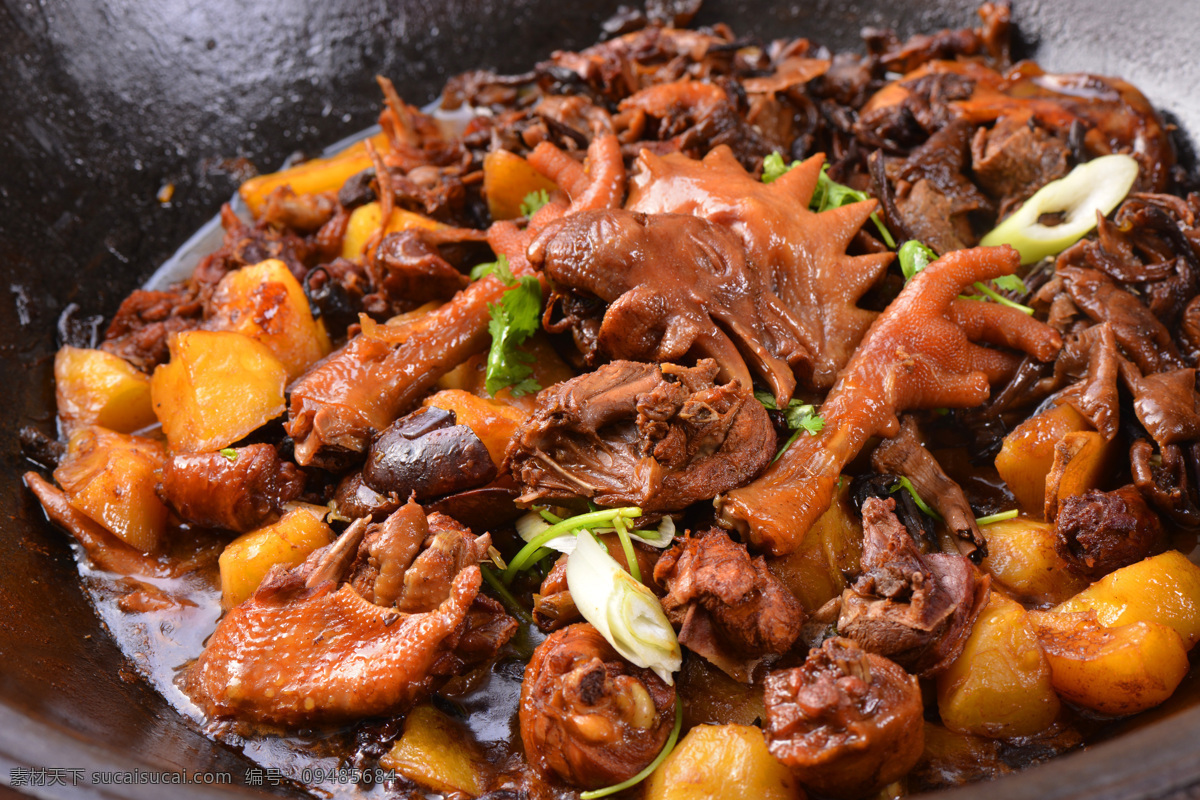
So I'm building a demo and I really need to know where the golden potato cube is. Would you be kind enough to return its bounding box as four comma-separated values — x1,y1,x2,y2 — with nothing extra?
54,346,157,434
238,132,389,218
423,389,529,466
1028,611,1189,716
150,331,288,454
219,507,335,608
1053,551,1200,648
341,202,444,261
978,517,1087,606
645,724,801,800
53,426,167,553
937,592,1061,738
381,705,492,797
1043,430,1119,521
483,149,559,221
208,259,331,380
994,402,1091,515
766,479,862,612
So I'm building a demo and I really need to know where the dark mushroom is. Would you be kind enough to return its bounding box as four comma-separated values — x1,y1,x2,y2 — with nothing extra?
363,406,496,501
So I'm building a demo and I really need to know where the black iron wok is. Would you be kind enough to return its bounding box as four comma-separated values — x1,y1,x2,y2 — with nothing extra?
2,0,1199,797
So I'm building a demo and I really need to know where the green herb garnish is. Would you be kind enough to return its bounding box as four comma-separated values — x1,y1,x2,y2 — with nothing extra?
519,188,551,217
473,255,543,397
764,153,896,247
219,448,238,462
755,391,825,461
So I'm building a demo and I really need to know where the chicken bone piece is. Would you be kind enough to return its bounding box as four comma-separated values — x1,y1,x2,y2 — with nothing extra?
838,497,990,677
653,527,806,683
185,502,513,725
157,444,305,533
528,208,805,406
718,244,1062,555
764,636,924,798
504,358,774,512
1055,485,1165,580
520,623,676,790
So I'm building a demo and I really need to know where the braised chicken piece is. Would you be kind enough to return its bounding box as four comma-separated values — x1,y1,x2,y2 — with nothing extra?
520,624,676,790
625,148,894,393
765,637,924,798
505,359,774,512
654,528,806,683
838,497,990,677
528,209,805,403
1055,486,1165,580
158,444,305,533
185,503,514,725
720,245,1062,555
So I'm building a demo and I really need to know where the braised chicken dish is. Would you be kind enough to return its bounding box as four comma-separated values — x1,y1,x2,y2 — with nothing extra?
22,2,1200,798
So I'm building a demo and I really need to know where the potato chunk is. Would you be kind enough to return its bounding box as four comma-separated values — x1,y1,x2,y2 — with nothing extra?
151,331,288,454
765,479,862,612
54,346,157,434
1053,551,1200,647
238,132,389,218
219,506,334,608
1043,431,1118,522
1028,610,1189,716
937,592,1060,738
208,259,331,380
53,426,168,553
994,402,1090,514
381,704,493,797
483,149,559,221
341,202,444,261
978,517,1086,606
645,724,801,800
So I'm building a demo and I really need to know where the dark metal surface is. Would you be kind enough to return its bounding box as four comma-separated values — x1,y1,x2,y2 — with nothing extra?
1,0,1199,797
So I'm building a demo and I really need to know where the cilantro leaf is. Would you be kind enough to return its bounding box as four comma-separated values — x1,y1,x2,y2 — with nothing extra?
898,239,938,282
760,153,895,247
483,256,543,397
991,273,1028,293
520,188,551,217
754,391,824,461
470,254,518,283
761,153,793,184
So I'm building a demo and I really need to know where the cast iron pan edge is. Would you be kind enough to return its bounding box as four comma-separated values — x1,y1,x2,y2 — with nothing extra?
1,1,1198,797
